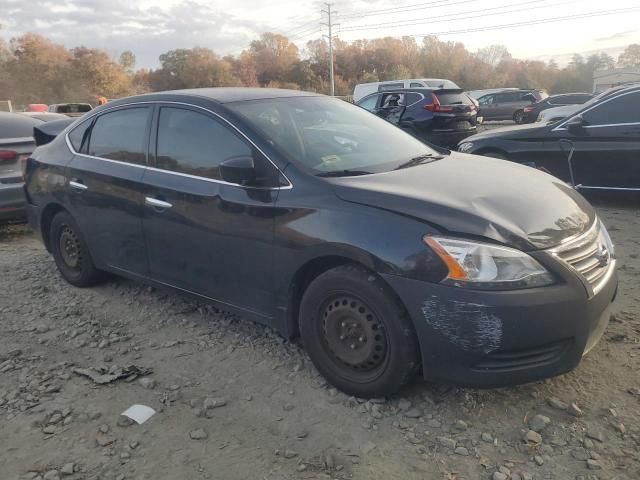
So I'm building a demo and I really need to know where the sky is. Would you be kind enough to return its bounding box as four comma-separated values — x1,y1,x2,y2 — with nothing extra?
0,0,639,68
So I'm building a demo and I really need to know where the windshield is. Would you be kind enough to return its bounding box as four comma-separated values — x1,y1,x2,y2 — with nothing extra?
226,96,440,175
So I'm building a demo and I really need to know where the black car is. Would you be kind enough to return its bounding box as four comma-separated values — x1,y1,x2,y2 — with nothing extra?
522,93,593,124
356,88,478,147
458,84,640,191
25,88,617,397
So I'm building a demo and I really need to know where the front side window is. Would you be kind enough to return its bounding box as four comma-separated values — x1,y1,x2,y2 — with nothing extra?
582,92,640,126
227,96,440,176
357,95,379,111
88,107,150,165
156,107,253,181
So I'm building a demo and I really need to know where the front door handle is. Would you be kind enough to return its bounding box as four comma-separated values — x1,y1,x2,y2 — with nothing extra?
69,180,88,191
145,197,173,209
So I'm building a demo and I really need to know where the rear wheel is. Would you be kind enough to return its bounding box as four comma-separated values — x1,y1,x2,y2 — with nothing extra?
50,211,104,287
299,264,420,397
513,110,525,124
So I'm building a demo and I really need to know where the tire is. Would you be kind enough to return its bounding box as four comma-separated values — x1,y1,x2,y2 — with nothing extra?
513,110,525,124
299,264,420,397
483,151,507,160
50,211,104,287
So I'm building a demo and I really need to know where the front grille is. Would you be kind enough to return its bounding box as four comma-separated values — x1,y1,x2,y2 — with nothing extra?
472,340,571,372
548,221,614,295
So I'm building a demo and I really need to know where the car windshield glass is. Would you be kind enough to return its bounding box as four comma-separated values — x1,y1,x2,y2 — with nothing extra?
227,96,441,175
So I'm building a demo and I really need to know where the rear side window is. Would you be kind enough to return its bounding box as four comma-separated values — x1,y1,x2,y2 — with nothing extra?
68,120,92,153
582,92,640,126
88,107,150,164
156,107,253,181
378,83,404,92
409,82,423,88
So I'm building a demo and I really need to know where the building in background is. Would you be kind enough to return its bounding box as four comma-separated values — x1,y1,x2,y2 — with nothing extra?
593,68,640,93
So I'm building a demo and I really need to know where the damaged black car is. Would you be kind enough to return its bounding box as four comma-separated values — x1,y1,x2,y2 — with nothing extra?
24,88,617,397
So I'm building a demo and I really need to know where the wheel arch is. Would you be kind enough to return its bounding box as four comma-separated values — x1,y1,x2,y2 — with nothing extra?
40,202,68,252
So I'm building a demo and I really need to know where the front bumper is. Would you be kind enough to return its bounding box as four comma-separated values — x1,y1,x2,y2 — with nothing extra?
382,260,618,387
0,182,27,222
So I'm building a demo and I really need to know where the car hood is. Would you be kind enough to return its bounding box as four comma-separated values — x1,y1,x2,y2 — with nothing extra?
331,153,595,251
461,122,548,142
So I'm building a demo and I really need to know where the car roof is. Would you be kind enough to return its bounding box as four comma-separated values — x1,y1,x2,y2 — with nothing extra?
111,88,324,106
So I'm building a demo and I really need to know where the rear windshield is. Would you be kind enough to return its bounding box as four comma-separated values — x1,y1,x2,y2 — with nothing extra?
0,113,40,139
434,91,472,105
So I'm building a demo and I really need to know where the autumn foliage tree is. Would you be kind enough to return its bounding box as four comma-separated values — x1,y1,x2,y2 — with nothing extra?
1,31,638,107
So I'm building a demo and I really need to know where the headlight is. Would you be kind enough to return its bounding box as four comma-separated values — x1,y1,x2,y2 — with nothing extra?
458,142,474,153
598,221,615,259
424,236,555,290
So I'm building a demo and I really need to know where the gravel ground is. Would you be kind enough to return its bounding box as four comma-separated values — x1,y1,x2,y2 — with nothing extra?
1,194,639,480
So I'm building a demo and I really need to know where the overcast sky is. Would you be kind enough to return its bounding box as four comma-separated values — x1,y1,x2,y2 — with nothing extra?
1,0,639,68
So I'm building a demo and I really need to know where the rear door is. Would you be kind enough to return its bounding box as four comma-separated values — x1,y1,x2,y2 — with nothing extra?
565,90,640,190
141,104,281,316
65,106,152,275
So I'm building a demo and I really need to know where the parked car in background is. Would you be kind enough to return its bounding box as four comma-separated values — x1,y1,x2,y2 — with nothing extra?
522,93,593,123
27,104,49,112
48,103,93,117
353,78,460,102
466,88,518,100
477,89,548,123
458,84,640,190
537,104,582,123
356,88,478,147
0,112,41,222
25,88,617,396
21,112,71,122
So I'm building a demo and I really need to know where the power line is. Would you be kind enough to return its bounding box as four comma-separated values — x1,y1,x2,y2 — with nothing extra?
405,6,640,37
339,0,578,32
338,0,473,21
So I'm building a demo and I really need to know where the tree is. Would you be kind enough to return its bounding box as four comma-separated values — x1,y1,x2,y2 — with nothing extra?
71,47,131,98
476,45,511,67
249,33,299,85
119,51,136,74
618,44,640,67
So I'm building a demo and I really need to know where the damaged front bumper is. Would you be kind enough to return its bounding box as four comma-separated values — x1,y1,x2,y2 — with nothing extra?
382,257,618,387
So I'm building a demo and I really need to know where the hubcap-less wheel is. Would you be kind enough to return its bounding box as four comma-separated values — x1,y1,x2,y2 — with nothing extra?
59,225,82,270
514,111,524,124
321,295,388,372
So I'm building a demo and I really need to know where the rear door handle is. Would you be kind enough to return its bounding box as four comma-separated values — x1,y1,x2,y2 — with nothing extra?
69,180,88,191
145,197,173,209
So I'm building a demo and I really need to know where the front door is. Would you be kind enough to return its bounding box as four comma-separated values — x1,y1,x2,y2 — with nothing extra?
561,90,640,190
141,105,281,317
65,106,152,275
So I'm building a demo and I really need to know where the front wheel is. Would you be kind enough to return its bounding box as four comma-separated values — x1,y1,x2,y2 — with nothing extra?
299,264,420,397
50,211,104,287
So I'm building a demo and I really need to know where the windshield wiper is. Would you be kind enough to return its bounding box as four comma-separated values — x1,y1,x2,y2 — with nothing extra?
316,169,373,177
394,153,443,170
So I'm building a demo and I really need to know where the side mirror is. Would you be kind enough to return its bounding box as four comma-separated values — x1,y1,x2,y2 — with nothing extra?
566,115,586,134
220,155,256,186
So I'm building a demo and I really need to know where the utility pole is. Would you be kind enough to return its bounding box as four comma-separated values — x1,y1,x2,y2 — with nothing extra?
321,3,336,96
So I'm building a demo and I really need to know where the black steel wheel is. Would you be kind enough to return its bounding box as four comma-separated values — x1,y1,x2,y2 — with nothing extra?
50,211,104,287
299,264,420,397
